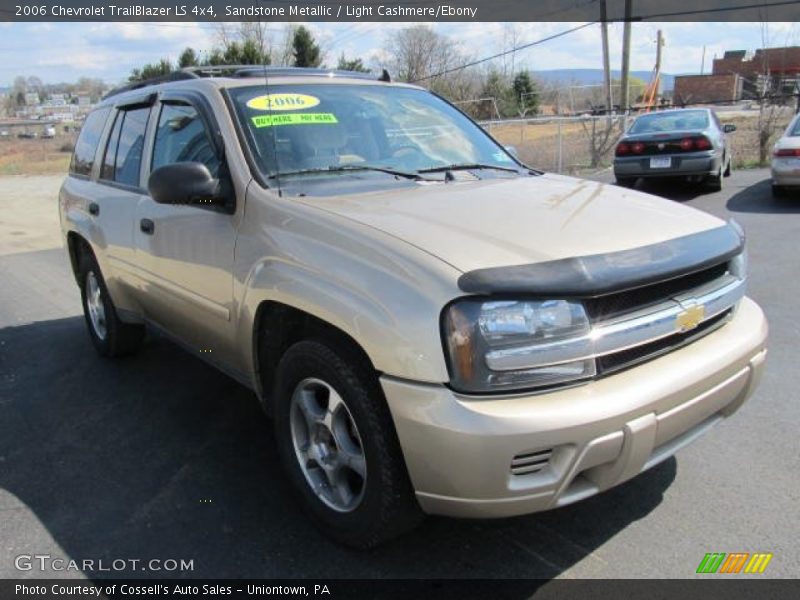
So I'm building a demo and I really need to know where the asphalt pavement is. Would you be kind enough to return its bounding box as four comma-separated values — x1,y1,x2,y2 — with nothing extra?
0,170,797,582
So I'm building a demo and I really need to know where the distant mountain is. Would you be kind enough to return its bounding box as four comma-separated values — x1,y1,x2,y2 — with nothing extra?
534,69,675,91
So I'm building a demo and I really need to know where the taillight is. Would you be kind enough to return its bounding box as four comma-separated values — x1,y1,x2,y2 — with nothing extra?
774,148,800,157
695,137,713,151
631,142,646,154
680,138,694,151
616,142,630,156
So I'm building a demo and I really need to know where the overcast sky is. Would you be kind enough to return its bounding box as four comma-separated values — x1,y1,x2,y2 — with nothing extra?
0,21,796,87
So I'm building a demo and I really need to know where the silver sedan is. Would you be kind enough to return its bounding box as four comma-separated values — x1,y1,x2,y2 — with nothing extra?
771,113,800,197
613,108,735,192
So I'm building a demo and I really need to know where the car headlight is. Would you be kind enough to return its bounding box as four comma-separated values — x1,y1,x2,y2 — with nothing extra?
729,219,747,281
443,299,595,394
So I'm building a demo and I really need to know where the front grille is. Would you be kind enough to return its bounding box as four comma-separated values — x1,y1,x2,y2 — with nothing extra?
585,261,729,320
597,309,732,375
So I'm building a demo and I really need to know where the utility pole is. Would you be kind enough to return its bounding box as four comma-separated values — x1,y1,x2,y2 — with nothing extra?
655,29,663,74
620,0,632,113
600,0,613,114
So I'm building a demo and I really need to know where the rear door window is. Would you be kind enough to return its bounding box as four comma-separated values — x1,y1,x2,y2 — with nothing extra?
70,107,110,177
99,106,151,187
100,111,123,181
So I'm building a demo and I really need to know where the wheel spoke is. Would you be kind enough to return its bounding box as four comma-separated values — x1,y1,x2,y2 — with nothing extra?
330,467,355,508
341,451,366,478
322,387,345,430
297,389,324,430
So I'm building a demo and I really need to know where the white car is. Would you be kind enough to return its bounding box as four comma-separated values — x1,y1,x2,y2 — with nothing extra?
771,114,800,197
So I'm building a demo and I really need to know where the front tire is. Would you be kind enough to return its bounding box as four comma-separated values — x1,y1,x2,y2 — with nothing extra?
274,340,422,548
78,252,144,357
772,184,787,198
705,167,724,192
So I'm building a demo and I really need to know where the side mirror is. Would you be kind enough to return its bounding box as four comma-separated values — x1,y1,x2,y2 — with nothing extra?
504,145,519,158
148,162,226,208
723,124,737,133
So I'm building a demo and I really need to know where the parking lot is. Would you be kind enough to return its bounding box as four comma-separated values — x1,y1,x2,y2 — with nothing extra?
0,169,797,581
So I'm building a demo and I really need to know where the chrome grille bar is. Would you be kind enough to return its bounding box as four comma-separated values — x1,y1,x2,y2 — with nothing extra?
485,276,745,372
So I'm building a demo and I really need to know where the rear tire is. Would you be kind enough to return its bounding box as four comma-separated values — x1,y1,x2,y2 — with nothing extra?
274,340,422,548
705,167,723,192
78,252,144,357
616,177,636,188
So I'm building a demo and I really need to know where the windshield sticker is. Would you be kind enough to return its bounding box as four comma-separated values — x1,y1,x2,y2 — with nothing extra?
251,113,338,128
246,93,321,111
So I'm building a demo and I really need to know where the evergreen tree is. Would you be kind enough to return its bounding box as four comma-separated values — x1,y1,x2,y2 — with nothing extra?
336,54,369,73
512,70,539,116
178,47,199,68
292,26,322,68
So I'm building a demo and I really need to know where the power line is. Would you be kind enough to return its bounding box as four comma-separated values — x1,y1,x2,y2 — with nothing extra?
628,0,800,20
411,22,597,83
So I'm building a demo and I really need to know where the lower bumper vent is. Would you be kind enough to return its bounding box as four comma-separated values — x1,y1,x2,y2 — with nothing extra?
511,449,553,476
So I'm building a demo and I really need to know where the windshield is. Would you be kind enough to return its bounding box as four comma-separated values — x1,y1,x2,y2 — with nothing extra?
789,117,800,137
228,84,518,178
629,110,710,134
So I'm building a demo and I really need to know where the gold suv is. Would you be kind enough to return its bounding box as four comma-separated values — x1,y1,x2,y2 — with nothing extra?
59,67,768,547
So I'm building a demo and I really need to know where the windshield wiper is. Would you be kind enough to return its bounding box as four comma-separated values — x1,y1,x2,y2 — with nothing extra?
271,164,428,181
418,163,522,174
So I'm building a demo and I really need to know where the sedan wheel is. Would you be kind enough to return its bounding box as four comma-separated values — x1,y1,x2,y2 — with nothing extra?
705,167,723,192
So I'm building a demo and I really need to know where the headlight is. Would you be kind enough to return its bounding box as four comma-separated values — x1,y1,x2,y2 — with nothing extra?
729,219,747,281
443,299,595,394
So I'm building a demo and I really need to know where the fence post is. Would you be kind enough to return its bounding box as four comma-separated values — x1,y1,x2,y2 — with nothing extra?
557,119,563,173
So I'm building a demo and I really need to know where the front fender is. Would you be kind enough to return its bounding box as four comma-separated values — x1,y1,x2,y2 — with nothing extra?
234,189,463,385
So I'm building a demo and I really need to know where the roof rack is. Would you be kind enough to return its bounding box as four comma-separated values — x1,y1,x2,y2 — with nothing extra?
103,66,391,100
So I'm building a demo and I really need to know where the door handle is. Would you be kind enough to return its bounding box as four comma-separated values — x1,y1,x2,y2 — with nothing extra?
88,202,99,216
140,218,155,235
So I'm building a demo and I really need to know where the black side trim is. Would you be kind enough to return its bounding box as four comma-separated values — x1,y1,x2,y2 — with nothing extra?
457,224,743,298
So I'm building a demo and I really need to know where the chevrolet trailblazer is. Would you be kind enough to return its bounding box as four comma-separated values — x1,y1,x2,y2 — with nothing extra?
59,67,767,547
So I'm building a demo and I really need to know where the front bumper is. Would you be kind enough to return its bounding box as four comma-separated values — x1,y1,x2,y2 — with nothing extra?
382,297,767,518
614,151,720,178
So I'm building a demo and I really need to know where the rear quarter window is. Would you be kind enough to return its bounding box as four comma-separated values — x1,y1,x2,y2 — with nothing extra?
70,107,111,177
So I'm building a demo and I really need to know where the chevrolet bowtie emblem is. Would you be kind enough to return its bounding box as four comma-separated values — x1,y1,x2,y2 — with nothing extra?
676,304,705,332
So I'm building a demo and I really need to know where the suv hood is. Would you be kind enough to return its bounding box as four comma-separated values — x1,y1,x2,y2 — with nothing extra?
297,173,723,273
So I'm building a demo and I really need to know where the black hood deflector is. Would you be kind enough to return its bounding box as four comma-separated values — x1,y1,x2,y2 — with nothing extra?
457,223,743,298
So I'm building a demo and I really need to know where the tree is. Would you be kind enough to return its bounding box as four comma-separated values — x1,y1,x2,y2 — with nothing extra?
129,59,173,82
292,26,322,68
382,25,477,104
337,54,369,73
512,71,539,117
239,39,270,65
480,69,508,118
178,47,199,68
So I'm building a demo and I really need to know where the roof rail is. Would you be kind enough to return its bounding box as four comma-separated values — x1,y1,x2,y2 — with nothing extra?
103,66,393,100
102,70,199,100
